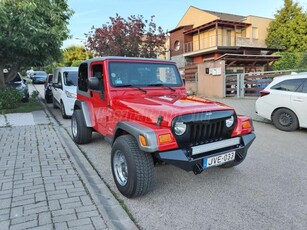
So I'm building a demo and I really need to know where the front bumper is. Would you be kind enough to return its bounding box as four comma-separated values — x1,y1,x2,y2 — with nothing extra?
155,133,256,172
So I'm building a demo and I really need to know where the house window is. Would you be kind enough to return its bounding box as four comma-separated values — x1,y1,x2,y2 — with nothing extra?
252,27,258,39
174,40,180,51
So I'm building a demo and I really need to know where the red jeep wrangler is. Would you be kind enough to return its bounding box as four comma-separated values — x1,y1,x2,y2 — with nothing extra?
71,57,256,198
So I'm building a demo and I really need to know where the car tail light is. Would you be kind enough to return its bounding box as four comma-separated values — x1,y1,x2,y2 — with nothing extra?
260,90,270,97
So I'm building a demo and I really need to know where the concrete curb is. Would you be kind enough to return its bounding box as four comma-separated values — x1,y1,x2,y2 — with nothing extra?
40,99,138,229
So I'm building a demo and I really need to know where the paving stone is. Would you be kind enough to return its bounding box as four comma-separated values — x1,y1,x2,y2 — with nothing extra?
0,213,9,221
24,206,48,215
11,214,37,225
35,192,46,202
38,212,52,225
70,225,95,230
52,208,75,217
54,222,68,230
0,220,10,230
0,198,12,209
10,219,38,230
11,198,35,207
60,201,83,209
91,216,108,230
48,200,61,211
10,206,23,219
75,205,97,213
77,210,100,219
30,224,53,230
67,217,92,228
59,197,80,205
53,213,77,223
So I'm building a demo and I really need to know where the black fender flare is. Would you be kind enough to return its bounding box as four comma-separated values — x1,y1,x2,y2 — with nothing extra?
113,121,158,153
74,100,94,127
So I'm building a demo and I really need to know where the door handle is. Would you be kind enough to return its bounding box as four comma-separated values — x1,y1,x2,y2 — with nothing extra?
293,98,303,102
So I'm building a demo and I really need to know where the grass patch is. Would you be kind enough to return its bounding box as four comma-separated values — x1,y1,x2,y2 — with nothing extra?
0,99,43,114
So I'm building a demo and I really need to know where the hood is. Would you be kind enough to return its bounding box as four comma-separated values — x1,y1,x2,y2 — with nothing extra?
112,95,234,127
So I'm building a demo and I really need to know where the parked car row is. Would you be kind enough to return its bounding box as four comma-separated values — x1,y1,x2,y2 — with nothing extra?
39,67,79,119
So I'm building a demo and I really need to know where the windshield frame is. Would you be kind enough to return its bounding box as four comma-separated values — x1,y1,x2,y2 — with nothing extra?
108,61,183,89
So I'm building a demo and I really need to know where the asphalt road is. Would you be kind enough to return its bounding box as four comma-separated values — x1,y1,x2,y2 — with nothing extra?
34,84,307,230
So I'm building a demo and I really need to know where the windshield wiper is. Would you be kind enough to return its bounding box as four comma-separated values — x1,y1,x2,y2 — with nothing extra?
146,83,176,91
117,84,147,93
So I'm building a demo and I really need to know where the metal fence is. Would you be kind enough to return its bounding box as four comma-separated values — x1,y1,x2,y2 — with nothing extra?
225,70,300,98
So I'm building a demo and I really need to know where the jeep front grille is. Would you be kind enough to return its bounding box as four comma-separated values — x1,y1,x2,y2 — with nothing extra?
189,120,225,145
172,110,236,148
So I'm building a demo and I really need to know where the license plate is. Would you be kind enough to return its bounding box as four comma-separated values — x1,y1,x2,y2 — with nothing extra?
203,151,235,168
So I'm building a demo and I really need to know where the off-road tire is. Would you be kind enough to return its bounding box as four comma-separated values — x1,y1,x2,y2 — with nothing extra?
71,110,92,144
61,101,69,119
45,95,52,104
272,108,299,132
111,135,154,198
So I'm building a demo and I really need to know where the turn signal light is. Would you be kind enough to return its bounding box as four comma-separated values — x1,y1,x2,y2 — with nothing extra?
139,135,147,147
158,134,172,144
242,120,251,129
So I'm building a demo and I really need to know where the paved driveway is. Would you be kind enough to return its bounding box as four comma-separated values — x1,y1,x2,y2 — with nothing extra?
35,85,307,229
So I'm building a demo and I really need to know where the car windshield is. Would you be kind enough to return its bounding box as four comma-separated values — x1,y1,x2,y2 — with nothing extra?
63,71,78,86
108,62,182,88
34,71,47,77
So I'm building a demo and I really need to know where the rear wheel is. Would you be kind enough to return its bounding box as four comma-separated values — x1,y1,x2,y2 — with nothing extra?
111,135,154,198
61,101,69,119
272,108,298,131
71,110,92,144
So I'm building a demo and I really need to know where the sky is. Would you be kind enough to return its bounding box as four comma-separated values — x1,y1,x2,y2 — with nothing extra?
62,0,307,48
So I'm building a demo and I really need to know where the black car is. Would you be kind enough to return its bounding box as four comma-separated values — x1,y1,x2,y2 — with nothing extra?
32,71,47,84
44,74,53,103
5,72,29,102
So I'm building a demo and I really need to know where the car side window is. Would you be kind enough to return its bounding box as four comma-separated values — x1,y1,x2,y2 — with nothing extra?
271,79,304,92
92,64,104,92
297,79,307,93
78,63,88,92
57,72,62,86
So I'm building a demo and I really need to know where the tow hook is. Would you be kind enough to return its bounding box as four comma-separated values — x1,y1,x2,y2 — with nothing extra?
192,163,203,175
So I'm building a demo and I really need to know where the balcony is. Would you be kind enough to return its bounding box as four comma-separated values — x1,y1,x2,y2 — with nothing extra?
184,35,266,54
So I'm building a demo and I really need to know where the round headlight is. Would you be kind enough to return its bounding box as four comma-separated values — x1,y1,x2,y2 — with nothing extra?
174,122,186,135
226,116,234,128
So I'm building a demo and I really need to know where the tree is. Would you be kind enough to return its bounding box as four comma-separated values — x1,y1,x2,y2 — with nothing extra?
87,14,167,58
63,46,92,67
0,0,73,87
266,0,307,52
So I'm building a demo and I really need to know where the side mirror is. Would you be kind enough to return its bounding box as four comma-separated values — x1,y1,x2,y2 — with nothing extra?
52,83,62,89
88,77,100,90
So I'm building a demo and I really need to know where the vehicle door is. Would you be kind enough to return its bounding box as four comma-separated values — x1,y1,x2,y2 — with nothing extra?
89,62,109,134
291,78,307,127
53,71,63,104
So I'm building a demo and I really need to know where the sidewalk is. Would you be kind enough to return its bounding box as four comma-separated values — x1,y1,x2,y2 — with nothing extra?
0,111,136,230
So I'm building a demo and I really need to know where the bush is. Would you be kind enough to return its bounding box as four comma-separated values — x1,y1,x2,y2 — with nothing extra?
31,90,40,100
0,87,23,110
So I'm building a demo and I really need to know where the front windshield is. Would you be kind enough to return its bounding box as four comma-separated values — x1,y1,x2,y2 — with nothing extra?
108,62,182,87
63,71,78,86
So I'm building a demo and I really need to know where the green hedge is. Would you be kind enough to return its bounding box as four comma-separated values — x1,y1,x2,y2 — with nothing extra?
0,87,23,110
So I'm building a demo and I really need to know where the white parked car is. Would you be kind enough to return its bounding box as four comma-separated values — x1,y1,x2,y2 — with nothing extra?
52,67,78,118
256,74,307,131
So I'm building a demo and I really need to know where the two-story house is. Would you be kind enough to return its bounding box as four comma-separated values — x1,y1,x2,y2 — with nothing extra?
169,6,279,97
